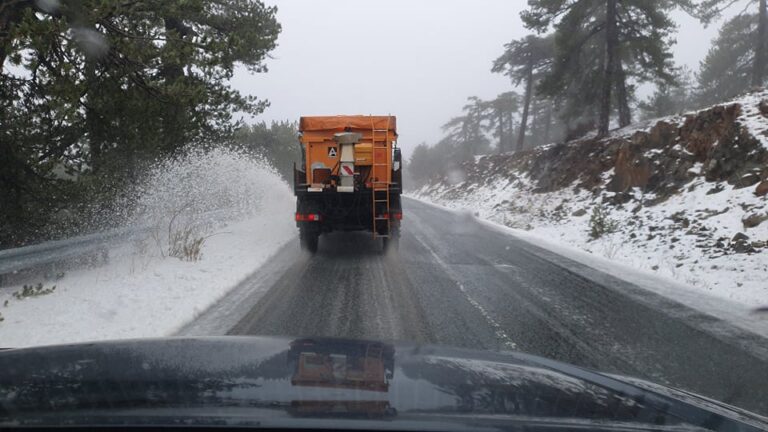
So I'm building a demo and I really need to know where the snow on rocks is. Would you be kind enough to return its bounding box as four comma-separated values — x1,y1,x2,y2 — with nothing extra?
735,90,768,151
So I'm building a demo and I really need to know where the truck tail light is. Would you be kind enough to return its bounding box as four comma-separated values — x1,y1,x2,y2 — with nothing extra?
393,211,403,220
295,213,322,222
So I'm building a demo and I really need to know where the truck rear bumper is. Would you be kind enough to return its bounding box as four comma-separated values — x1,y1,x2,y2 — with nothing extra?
295,188,401,235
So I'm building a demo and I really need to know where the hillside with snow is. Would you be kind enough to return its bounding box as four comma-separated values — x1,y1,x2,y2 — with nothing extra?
412,91,768,307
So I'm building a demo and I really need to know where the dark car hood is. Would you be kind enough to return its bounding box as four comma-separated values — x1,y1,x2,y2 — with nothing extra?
0,336,765,431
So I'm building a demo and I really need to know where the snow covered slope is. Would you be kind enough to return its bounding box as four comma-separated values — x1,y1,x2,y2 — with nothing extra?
0,149,296,348
413,91,768,308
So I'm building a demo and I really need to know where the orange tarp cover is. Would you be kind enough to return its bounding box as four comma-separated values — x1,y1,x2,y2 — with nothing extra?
300,116,397,134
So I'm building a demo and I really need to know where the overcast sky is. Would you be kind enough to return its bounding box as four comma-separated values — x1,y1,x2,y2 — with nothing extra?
232,0,742,157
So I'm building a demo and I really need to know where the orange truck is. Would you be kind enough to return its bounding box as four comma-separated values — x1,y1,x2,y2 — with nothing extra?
293,115,403,253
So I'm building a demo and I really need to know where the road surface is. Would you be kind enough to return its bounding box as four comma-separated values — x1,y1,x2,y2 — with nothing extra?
181,198,768,415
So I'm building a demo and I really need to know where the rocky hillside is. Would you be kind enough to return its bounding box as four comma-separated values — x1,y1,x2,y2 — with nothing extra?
412,90,768,307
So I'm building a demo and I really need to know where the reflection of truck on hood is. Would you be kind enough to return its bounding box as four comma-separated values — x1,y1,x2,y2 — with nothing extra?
287,338,396,418
288,338,395,392
293,116,403,253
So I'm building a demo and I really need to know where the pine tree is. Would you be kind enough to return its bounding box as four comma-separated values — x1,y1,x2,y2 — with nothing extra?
696,13,760,105
442,97,492,160
522,0,696,137
699,0,768,87
492,35,554,151
639,67,695,119
232,121,300,182
407,143,435,186
0,0,280,245
483,92,520,153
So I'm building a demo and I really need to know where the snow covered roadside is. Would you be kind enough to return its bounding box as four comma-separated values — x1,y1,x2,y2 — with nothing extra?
408,197,768,336
410,90,768,310
410,174,768,309
0,149,297,348
0,212,294,348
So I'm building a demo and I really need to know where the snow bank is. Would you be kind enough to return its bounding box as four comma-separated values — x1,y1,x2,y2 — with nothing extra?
0,149,296,348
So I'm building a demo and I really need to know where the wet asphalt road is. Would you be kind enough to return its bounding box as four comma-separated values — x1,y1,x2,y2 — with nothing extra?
196,198,768,415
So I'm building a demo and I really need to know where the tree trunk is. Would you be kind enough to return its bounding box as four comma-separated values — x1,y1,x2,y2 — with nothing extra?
753,0,768,87
84,60,102,173
517,57,534,151
161,17,188,154
598,0,618,138
543,101,553,143
616,60,631,127
531,97,540,145
497,109,504,153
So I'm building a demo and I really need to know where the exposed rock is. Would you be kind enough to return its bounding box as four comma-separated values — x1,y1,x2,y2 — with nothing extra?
736,172,761,189
732,232,750,242
647,120,679,148
759,99,768,116
755,181,768,197
705,126,768,185
742,212,768,228
609,142,651,192
706,183,725,195
669,211,690,228
572,208,587,217
483,100,768,202
700,207,730,220
680,104,739,161
732,240,756,254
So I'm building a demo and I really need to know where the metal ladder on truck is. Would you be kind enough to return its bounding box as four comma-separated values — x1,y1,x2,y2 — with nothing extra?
371,117,390,240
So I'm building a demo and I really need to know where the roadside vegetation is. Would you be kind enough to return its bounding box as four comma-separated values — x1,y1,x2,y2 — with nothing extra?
0,0,282,247
589,205,618,240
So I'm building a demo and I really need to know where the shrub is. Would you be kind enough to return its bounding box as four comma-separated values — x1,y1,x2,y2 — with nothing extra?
589,205,617,239
166,206,207,262
168,225,206,262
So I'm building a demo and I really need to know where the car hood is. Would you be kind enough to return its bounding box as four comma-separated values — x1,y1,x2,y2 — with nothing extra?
0,336,765,431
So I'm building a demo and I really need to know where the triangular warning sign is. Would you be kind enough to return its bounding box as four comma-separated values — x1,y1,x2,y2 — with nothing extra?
328,147,338,157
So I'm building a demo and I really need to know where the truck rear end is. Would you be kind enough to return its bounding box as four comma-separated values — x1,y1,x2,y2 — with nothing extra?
293,115,402,253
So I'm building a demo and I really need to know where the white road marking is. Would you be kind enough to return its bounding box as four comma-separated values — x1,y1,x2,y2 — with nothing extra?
412,232,518,351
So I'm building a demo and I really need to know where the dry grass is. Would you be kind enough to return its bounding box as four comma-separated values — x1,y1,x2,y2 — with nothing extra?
168,225,206,262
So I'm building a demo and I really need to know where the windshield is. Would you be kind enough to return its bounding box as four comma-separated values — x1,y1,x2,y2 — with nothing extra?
1,0,767,430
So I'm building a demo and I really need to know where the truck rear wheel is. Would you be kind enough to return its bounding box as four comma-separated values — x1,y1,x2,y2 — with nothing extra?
382,229,400,253
300,228,319,254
